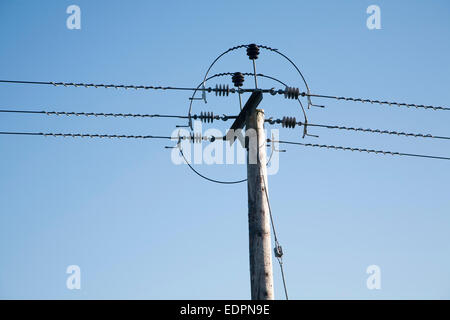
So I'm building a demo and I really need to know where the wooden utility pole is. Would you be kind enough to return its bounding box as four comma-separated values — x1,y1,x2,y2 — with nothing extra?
227,90,274,300
246,108,274,300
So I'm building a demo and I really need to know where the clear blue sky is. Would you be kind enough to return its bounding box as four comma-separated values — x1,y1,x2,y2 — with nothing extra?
1,0,449,299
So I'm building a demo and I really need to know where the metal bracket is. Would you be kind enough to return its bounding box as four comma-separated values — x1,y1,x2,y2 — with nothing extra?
226,90,263,146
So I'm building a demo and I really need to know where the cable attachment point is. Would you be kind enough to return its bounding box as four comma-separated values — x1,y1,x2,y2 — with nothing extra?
189,83,208,104
188,132,206,143
284,87,300,100
221,114,231,121
300,120,319,138
274,242,283,259
247,44,260,60
281,116,297,129
270,133,286,153
231,72,245,88
196,111,216,123
201,83,207,103
165,131,183,149
215,84,230,96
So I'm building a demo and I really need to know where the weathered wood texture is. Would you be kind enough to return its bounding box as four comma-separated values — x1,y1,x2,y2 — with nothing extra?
246,109,274,300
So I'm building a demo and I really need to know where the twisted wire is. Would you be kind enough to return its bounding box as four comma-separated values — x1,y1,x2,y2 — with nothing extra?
265,117,450,141
7,79,446,113
0,79,194,91
0,109,239,122
0,79,243,94
0,131,172,140
271,139,450,161
305,92,450,111
307,123,450,140
0,109,188,119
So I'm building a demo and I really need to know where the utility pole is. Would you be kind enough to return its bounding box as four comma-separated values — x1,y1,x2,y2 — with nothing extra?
227,70,275,299
246,108,274,300
227,90,274,300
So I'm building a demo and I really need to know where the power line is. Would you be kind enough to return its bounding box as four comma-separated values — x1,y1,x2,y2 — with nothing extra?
266,117,450,141
0,79,271,95
4,41,448,302
0,79,211,92
2,79,448,112
0,130,247,184
2,130,449,161
306,123,450,140
0,108,237,122
0,109,188,119
4,107,448,141
0,130,224,143
271,139,450,161
0,131,173,140
305,92,450,111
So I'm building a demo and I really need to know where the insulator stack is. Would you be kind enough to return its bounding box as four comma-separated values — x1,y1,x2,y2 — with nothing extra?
281,116,297,128
284,87,300,99
190,132,204,143
215,84,230,96
246,44,260,60
231,72,245,87
199,111,215,123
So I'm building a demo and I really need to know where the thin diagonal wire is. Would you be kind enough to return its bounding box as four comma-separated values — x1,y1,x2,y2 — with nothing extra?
265,118,450,141
272,139,450,161
253,55,288,297
306,123,450,140
261,173,288,300
304,92,450,111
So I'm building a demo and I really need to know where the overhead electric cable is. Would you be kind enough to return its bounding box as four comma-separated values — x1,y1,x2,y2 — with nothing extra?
304,92,450,111
270,139,450,161
0,131,173,140
0,108,238,122
265,117,450,141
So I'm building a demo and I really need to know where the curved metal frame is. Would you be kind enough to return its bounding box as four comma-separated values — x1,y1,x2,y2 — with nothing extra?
181,44,314,184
